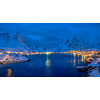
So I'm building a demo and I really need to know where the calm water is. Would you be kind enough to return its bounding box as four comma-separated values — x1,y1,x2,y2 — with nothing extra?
0,54,87,77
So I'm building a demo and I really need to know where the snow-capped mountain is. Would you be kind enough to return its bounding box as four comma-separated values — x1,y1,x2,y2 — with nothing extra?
0,28,31,52
30,45,49,52
51,36,100,52
1,27,100,53
51,36,81,52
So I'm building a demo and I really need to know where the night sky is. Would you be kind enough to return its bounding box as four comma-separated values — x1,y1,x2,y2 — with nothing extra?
0,23,100,48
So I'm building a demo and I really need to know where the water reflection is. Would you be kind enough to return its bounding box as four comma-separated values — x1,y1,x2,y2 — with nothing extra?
73,53,76,57
81,55,87,62
78,56,79,64
7,69,12,77
45,55,51,76
73,57,76,66
45,55,51,67
72,54,76,66
0,54,87,77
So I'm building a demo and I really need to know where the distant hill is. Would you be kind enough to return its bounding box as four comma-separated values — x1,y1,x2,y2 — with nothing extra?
30,45,49,52
51,36,100,52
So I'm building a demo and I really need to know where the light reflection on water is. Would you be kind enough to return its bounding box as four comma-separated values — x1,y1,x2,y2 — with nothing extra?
72,54,87,66
7,69,12,77
78,56,79,64
81,55,87,62
73,54,76,66
45,55,51,76
45,55,51,67
73,57,76,66
0,54,88,77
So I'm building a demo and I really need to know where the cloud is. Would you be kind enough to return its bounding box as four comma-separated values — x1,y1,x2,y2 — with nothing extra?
28,35,43,40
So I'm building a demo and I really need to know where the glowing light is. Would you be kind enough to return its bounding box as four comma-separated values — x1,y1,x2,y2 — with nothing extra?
1,50,99,57
46,52,52,54
45,58,51,67
73,53,76,57
7,51,11,54
26,53,30,55
73,57,76,66
7,69,12,77
46,52,49,54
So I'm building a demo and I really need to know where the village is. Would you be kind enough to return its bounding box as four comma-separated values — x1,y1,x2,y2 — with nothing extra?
69,50,100,77
0,25,100,77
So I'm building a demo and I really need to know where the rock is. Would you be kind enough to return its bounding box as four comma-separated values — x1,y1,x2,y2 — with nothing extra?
0,62,2,64
77,66,88,72
27,59,31,61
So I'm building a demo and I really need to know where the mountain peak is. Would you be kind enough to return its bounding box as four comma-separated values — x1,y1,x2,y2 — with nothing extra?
72,35,77,40
68,35,77,41
73,35,77,39
0,27,8,34
13,32,25,44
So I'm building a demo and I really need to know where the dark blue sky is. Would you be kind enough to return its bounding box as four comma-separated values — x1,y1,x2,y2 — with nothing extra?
0,23,100,48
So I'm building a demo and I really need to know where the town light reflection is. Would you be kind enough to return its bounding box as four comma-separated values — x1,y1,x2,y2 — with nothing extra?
81,55,87,62
45,55,51,67
78,56,79,63
7,69,12,77
45,55,51,76
73,57,76,66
